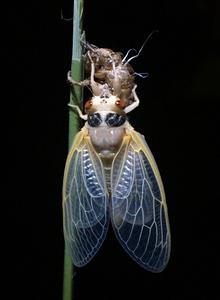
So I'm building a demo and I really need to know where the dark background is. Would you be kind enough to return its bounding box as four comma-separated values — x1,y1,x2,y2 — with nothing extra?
7,0,219,299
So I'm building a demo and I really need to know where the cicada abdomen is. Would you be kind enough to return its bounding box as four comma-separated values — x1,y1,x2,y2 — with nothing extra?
63,42,171,272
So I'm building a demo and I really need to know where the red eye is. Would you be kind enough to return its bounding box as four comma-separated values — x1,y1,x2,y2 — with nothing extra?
115,99,126,109
84,99,92,110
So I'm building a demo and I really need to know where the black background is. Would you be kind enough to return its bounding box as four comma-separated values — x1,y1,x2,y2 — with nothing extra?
7,0,219,299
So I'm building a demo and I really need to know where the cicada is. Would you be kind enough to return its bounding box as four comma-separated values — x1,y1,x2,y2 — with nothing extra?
63,47,171,272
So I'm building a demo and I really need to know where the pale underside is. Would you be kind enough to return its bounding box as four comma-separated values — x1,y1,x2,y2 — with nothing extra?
63,126,171,272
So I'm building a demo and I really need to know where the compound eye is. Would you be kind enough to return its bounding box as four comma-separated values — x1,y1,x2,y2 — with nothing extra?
84,99,93,110
105,113,127,127
88,113,102,127
115,99,126,109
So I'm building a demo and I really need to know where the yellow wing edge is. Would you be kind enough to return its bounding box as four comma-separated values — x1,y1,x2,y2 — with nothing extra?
125,125,171,241
125,125,165,201
62,126,89,204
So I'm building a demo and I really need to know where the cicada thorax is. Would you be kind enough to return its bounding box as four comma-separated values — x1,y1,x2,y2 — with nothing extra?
84,95,128,168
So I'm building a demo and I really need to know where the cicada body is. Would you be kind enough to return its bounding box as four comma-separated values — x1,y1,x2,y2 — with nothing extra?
63,44,171,272
63,100,171,272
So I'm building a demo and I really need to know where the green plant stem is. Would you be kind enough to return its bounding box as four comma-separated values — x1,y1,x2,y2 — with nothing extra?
62,1,84,300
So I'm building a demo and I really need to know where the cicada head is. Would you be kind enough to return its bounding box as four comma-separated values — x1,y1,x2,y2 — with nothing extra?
84,95,127,115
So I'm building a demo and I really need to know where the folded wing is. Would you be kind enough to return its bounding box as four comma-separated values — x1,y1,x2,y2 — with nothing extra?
63,129,109,266
111,130,171,272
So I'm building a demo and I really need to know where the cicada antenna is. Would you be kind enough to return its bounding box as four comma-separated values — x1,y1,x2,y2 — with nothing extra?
124,30,159,66
134,72,149,78
80,38,98,53
122,48,137,63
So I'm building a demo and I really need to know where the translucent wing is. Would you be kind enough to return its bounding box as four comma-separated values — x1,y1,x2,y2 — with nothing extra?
111,128,171,272
63,128,109,266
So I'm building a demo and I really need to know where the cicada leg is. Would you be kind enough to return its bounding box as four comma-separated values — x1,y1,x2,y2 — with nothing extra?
87,51,112,97
123,84,139,114
68,103,88,120
67,71,90,87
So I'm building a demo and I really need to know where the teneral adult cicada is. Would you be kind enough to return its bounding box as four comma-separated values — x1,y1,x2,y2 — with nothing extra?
63,44,171,272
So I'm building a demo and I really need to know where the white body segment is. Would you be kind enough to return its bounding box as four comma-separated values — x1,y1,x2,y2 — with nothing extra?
87,123,126,157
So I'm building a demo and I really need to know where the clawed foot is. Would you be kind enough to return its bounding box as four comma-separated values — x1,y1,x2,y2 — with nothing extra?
68,103,88,120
